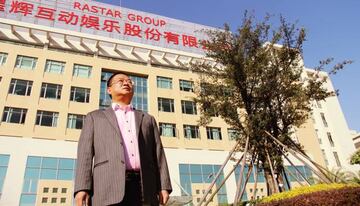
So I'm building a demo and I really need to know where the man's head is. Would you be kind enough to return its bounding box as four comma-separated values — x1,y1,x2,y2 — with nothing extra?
107,72,134,104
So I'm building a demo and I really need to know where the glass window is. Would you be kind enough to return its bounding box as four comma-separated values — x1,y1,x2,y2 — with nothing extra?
40,169,57,179
0,154,10,195
67,114,85,129
0,52,8,65
58,169,73,180
15,55,37,70
206,127,222,140
157,76,172,89
40,83,62,99
183,125,200,139
327,132,335,147
158,98,174,112
73,64,92,78
159,123,176,137
2,107,27,124
42,197,48,203
61,188,67,193
320,113,328,127
42,157,58,169
333,152,341,167
36,111,59,127
45,60,65,74
19,194,36,205
321,149,329,165
26,156,41,168
58,158,74,170
61,197,66,203
181,100,197,115
43,187,49,193
52,187,58,193
51,197,57,203
70,87,90,103
179,79,194,92
24,168,40,179
227,128,239,140
8,79,33,96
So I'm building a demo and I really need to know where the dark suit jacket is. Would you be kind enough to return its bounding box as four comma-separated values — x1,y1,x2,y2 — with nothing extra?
74,107,172,205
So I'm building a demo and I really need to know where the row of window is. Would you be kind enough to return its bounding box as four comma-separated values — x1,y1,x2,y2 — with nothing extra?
0,53,92,78
7,79,90,103
2,107,84,129
157,76,194,92
160,123,238,140
41,197,67,204
158,98,198,114
0,53,196,93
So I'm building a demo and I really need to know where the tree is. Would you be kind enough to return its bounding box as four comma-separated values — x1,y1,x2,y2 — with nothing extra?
191,13,351,203
350,149,360,165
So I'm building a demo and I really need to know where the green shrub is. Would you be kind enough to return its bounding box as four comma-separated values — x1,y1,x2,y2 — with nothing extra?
257,183,360,206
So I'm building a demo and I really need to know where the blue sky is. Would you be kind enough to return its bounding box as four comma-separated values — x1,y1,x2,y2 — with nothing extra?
96,0,360,132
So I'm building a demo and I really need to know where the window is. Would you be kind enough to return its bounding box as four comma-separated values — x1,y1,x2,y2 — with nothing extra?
327,132,334,147
179,80,194,92
181,100,197,115
157,76,172,89
52,188,58,193
321,149,329,165
67,114,85,129
206,127,222,140
15,55,37,70
70,87,90,103
8,79,33,96
36,111,59,127
2,107,27,124
51,197,57,203
320,113,328,127
0,52,7,65
333,152,341,167
41,197,48,203
45,60,65,74
315,129,322,144
183,125,200,139
0,154,10,198
158,98,174,112
61,188,67,193
159,123,176,137
43,187,49,193
73,64,92,78
60,197,66,203
227,129,239,140
40,83,62,99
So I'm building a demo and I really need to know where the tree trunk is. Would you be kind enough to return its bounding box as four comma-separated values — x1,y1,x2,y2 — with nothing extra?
264,169,277,196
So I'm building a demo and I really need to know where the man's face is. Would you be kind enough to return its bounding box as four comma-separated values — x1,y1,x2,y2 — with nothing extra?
107,74,134,99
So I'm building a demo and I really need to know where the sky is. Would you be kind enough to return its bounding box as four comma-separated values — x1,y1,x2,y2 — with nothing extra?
96,0,360,132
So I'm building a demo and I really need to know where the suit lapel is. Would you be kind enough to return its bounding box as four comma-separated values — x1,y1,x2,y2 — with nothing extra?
103,106,122,138
134,110,144,139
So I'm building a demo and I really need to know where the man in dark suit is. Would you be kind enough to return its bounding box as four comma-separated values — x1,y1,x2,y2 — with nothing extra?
74,72,172,206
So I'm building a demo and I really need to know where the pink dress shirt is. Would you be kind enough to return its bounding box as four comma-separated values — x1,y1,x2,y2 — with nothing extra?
112,103,141,171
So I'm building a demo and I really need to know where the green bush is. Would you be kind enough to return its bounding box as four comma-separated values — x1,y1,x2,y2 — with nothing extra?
256,183,360,206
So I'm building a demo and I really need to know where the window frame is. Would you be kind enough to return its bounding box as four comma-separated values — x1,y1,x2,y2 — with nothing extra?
45,59,65,74
0,52,8,65
158,97,175,112
181,100,197,115
40,83,62,100
179,79,194,92
2,107,27,124
183,125,200,139
73,64,92,78
206,127,222,140
35,110,59,127
70,86,91,103
15,55,37,70
8,79,33,96
157,76,173,89
67,114,85,129
159,123,177,137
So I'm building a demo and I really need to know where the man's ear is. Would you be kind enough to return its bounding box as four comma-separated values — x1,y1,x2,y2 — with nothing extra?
107,87,112,95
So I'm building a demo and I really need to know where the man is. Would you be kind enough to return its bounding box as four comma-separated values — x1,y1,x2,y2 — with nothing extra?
74,72,172,206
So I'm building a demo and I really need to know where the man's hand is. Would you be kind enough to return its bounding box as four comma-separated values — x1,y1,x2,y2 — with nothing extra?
75,191,90,206
159,190,169,205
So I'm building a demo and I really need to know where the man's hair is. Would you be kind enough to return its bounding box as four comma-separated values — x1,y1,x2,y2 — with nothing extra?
106,72,129,87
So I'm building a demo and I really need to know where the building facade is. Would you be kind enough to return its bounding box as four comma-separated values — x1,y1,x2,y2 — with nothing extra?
0,0,358,205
